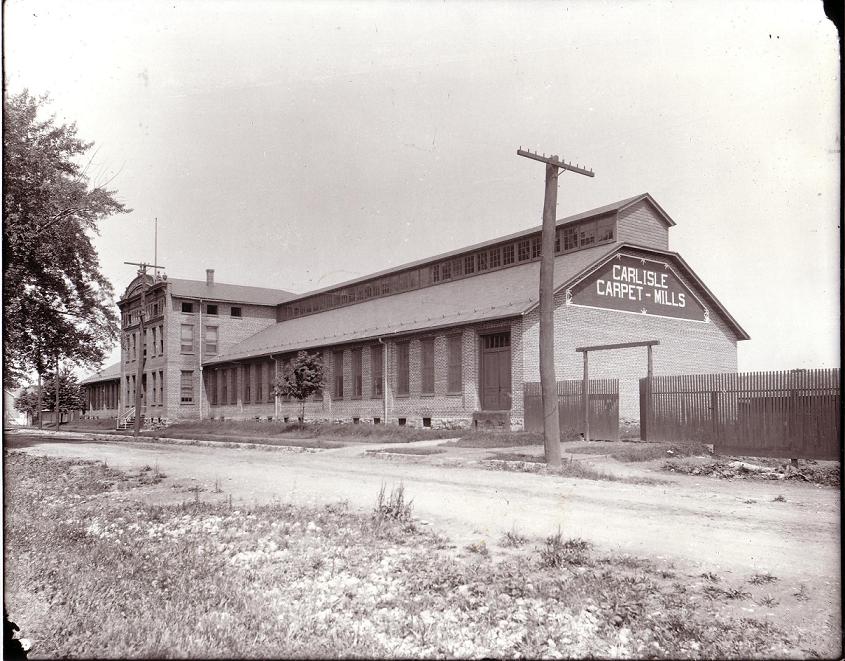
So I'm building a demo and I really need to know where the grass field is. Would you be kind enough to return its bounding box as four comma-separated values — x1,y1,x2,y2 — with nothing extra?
4,451,833,658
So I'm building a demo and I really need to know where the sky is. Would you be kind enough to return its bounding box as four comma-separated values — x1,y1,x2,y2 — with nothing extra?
3,0,840,374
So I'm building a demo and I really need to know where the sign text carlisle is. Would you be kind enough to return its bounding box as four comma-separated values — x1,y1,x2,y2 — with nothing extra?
568,254,707,322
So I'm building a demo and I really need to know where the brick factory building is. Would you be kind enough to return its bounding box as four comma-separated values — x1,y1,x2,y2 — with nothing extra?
81,193,749,431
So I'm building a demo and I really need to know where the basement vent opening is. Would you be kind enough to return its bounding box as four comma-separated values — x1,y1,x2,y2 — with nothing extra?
398,418,407,426
422,417,432,428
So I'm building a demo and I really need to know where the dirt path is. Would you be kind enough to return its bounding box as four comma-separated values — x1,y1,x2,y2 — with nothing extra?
6,432,839,586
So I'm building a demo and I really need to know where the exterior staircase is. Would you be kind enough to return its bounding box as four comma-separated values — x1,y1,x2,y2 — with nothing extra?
116,407,139,430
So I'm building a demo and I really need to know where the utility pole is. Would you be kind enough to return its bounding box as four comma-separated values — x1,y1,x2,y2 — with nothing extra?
124,260,164,438
55,353,60,429
517,148,594,467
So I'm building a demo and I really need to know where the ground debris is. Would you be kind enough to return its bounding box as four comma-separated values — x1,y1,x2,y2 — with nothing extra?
663,458,839,487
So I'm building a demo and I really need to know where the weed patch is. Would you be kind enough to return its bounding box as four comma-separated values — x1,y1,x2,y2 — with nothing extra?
3,451,833,659
540,532,591,568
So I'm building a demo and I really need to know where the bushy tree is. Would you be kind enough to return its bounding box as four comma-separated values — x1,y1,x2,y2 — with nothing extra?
14,371,83,424
3,90,129,387
273,351,325,422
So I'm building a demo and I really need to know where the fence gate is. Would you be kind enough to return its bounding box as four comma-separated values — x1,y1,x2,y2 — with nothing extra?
640,369,840,459
524,379,619,440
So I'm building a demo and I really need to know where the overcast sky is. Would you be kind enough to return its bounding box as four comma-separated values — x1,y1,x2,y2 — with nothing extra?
4,0,840,373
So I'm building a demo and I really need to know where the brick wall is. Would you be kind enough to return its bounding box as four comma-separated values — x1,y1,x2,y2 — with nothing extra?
616,199,669,249
522,250,739,423
202,318,524,428
168,297,278,420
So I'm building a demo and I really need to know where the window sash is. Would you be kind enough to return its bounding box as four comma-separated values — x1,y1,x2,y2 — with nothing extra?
421,339,434,394
180,371,193,404
180,324,194,353
371,345,383,397
205,326,218,354
334,351,344,399
351,349,363,398
396,343,410,396
447,335,462,393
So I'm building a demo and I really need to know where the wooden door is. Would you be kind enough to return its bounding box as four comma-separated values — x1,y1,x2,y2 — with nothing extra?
481,332,512,410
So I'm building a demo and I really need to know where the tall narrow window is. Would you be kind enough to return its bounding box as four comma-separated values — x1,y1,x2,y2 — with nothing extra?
244,364,252,403
205,326,218,354
131,333,136,360
502,244,515,265
489,247,501,268
518,239,531,261
256,363,263,403
431,264,440,283
221,369,228,405
267,360,275,403
151,372,157,404
180,324,194,353
447,335,462,393
143,329,148,358
229,368,237,405
563,226,578,251
351,348,362,398
159,326,164,354
420,338,435,395
333,350,344,399
159,371,164,405
180,371,193,404
477,251,488,271
396,342,410,396
207,371,216,406
464,254,475,274
371,345,383,397
531,236,541,259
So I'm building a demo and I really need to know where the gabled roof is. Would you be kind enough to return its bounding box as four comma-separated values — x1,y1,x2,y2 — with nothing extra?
522,243,749,340
566,192,676,228
80,361,122,385
204,243,619,364
167,278,297,306
283,193,670,303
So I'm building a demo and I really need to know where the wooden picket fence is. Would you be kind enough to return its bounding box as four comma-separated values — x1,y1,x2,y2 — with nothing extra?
524,379,619,441
639,369,840,459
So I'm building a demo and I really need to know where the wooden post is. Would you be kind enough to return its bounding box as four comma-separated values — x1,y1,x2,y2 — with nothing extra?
518,148,593,466
55,354,60,428
539,161,562,466
582,350,589,442
646,344,653,442
37,367,43,430
133,269,147,438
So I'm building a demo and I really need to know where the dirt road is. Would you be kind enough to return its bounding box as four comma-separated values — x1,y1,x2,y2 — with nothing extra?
6,432,840,584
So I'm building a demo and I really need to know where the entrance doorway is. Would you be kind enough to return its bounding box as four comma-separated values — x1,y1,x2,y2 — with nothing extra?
480,332,512,410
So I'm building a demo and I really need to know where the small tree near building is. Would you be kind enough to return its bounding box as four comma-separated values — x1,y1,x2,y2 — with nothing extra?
272,351,324,423
16,370,84,425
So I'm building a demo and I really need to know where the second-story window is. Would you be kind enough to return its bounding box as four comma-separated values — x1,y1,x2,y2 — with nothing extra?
206,304,218,315
181,324,194,353
231,307,242,317
205,326,218,354
181,302,193,313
